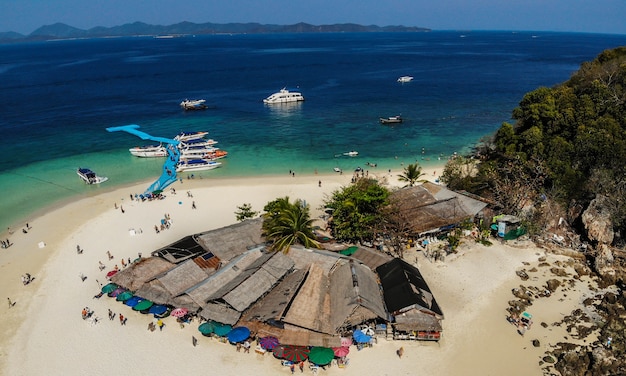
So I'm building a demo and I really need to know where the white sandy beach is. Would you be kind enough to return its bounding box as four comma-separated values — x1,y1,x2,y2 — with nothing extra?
0,168,596,376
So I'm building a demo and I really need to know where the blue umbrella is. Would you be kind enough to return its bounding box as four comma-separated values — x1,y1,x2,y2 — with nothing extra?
352,329,372,343
227,326,251,343
148,304,168,315
124,296,142,307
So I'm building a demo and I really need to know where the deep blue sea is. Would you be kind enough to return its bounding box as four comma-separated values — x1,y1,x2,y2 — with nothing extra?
1,31,625,231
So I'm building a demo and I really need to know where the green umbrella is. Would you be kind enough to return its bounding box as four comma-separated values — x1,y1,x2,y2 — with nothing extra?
133,299,154,311
213,323,232,337
101,283,118,294
116,291,134,301
308,346,335,365
198,322,215,335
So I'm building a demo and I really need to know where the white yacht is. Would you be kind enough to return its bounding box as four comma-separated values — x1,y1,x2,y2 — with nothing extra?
77,168,108,184
129,144,167,158
397,76,414,83
174,131,209,142
180,99,207,110
263,88,304,104
176,159,222,172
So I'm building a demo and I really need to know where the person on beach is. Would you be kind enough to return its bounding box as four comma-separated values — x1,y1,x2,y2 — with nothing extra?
243,340,250,353
192,201,196,209
192,336,198,347
7,297,14,308
106,251,113,260
396,347,404,358
98,261,105,271
157,319,164,331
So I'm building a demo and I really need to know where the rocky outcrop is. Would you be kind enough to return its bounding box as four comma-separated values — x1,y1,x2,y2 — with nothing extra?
582,196,615,244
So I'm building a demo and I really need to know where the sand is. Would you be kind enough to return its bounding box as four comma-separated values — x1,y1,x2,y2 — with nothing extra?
0,167,595,375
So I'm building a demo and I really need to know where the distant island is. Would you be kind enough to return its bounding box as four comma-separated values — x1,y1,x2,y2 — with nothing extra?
0,21,430,43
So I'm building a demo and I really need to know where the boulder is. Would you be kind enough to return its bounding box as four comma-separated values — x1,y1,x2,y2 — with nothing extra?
581,196,614,244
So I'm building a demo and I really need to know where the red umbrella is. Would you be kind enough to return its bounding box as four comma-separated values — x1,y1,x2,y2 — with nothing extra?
333,346,350,357
274,345,310,362
171,307,188,318
340,337,352,347
259,336,280,350
106,270,118,278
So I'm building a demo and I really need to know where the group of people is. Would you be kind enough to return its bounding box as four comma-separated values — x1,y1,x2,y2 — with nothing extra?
21,273,33,285
81,306,94,320
1,238,12,249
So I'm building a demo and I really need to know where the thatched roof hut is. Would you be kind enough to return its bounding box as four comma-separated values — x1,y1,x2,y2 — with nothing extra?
151,235,208,264
199,302,241,325
328,260,388,331
376,258,443,332
157,259,211,297
351,246,394,270
282,263,332,334
195,218,264,263
110,257,175,291
389,182,487,235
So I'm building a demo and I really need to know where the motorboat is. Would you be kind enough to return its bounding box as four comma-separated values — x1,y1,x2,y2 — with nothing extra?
180,99,208,110
263,88,305,104
178,138,218,148
343,151,359,157
333,167,342,173
176,159,222,172
77,168,108,184
397,76,414,83
380,115,403,124
203,150,228,160
174,131,209,142
179,145,221,159
129,144,167,157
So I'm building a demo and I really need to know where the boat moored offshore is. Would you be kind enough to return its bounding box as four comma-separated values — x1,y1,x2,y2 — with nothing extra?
77,168,108,184
263,88,305,104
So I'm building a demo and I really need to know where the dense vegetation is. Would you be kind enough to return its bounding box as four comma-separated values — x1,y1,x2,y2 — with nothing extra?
261,197,319,253
443,47,626,245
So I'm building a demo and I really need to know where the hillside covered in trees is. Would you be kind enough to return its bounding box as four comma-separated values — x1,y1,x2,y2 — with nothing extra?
443,46,626,247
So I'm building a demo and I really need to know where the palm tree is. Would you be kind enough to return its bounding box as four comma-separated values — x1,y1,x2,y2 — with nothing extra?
397,163,426,187
262,197,320,253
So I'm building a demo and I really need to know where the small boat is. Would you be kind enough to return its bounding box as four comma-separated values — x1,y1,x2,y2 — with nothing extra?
77,168,108,184
174,131,209,142
180,99,208,110
397,76,414,83
129,144,167,158
343,151,359,157
176,159,222,172
263,88,305,104
333,167,342,173
178,138,218,148
380,115,403,124
203,150,228,160
179,145,221,159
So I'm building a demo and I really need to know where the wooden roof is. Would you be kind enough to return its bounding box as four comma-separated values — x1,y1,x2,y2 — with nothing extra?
282,264,333,334
350,246,394,270
195,217,264,263
199,302,241,325
110,257,175,291
157,259,210,296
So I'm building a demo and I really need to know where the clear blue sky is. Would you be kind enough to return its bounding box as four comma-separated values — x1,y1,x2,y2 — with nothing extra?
2,0,626,35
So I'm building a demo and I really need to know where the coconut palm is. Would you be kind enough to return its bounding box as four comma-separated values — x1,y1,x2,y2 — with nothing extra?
397,163,426,187
262,197,320,253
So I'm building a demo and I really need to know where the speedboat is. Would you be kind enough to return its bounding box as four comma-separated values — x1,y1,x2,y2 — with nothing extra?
77,168,108,184
174,131,209,142
179,145,221,159
263,88,305,104
129,144,167,157
176,159,222,172
178,138,218,148
397,76,414,83
343,151,359,157
380,115,403,124
180,99,208,110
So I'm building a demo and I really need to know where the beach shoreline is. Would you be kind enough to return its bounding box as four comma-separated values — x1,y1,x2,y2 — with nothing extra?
0,165,592,375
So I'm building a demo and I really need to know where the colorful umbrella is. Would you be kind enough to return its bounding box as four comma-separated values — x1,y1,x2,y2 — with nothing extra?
227,326,251,343
133,299,153,311
308,347,335,365
106,270,118,278
213,323,232,337
124,296,142,307
274,345,310,362
259,336,280,350
340,337,352,347
148,304,168,315
108,287,126,297
352,329,372,343
171,307,188,318
116,291,134,301
198,322,215,335
101,283,118,294
333,346,350,357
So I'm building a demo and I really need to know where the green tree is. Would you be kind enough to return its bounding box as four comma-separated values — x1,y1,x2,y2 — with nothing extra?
234,203,259,222
324,178,390,243
397,163,425,187
261,197,319,253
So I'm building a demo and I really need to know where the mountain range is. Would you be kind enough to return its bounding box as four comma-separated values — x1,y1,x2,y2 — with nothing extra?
0,21,430,43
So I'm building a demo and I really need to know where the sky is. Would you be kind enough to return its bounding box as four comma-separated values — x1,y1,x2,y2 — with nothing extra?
2,0,626,35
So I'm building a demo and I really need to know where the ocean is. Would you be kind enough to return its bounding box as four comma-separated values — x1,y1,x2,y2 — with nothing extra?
1,31,625,231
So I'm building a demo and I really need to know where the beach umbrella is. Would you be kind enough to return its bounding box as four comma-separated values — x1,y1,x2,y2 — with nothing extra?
101,283,118,294
333,346,350,357
124,296,142,307
148,304,168,315
274,345,310,362
116,291,134,302
340,337,352,347
212,323,232,337
133,299,153,311
171,307,188,318
308,347,335,365
106,270,118,278
198,322,215,335
259,336,280,350
108,287,126,298
227,326,251,343
352,329,371,344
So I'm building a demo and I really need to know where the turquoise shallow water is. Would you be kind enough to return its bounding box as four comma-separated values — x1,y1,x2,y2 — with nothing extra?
2,31,625,231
